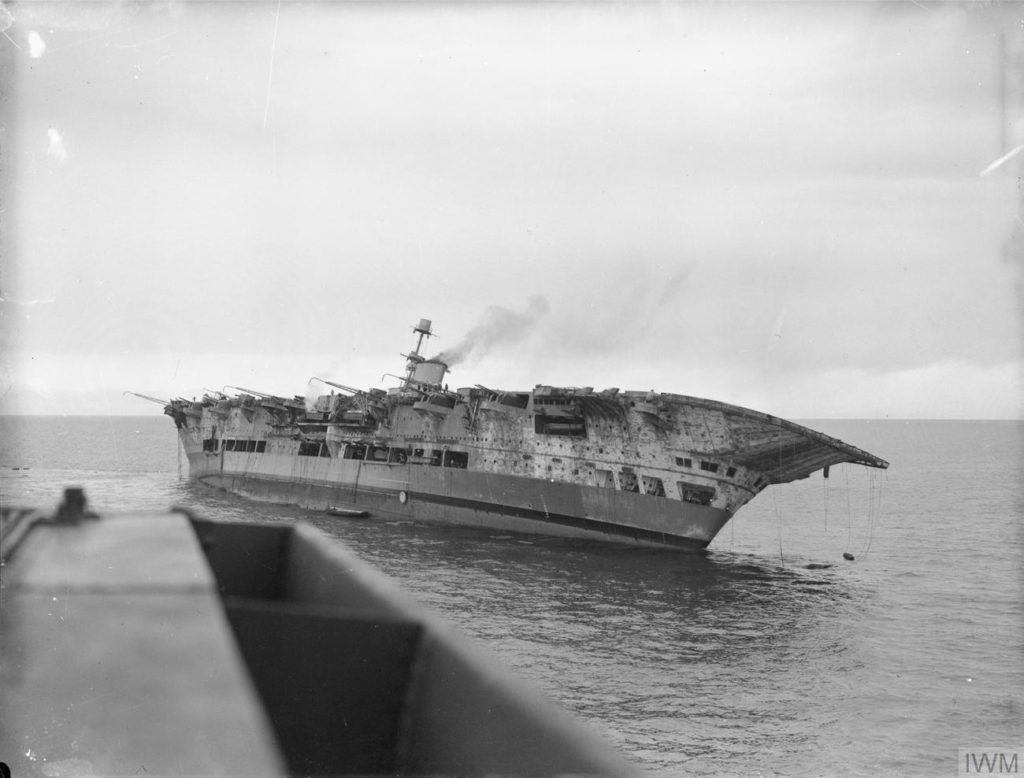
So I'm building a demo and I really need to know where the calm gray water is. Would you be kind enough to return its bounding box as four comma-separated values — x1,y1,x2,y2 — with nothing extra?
2,416,1021,776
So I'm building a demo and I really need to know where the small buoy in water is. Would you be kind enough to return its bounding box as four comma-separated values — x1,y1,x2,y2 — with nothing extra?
843,552,855,561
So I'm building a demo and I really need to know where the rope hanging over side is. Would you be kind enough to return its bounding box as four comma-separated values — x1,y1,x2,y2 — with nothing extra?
844,466,853,553
773,489,784,564
860,469,886,559
822,468,830,533
777,429,784,563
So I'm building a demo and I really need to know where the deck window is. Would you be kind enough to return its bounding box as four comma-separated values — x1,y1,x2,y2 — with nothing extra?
442,450,469,469
677,481,715,506
675,457,692,468
594,469,614,488
642,476,666,497
388,447,408,464
726,466,736,478
298,441,323,457
618,471,640,492
342,443,367,460
366,444,389,462
534,416,587,437
700,460,719,473
410,447,437,464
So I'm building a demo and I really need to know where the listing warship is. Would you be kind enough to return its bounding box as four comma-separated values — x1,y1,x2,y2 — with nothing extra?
163,319,889,551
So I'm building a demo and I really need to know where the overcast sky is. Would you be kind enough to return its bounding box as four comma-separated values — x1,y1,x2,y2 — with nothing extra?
1,1,1021,418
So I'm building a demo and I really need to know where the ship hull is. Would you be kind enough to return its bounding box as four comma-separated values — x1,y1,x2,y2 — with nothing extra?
162,320,888,555
185,449,732,551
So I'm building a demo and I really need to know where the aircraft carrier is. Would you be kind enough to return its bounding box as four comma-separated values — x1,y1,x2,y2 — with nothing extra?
163,319,889,550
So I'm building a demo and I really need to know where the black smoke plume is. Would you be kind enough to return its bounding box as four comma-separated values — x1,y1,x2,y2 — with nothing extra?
432,296,549,367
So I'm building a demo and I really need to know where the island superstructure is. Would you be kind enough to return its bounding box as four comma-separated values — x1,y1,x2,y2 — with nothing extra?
164,319,889,550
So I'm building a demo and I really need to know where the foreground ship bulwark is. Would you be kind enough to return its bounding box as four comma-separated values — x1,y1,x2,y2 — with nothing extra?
164,319,889,551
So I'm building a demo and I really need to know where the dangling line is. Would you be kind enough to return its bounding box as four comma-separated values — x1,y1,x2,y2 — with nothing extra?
845,466,853,552
861,470,886,559
859,471,873,558
873,472,887,554
774,490,784,564
822,469,829,533
777,427,785,563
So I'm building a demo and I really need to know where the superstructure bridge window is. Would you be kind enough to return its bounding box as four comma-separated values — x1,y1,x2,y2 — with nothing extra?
675,457,693,468
388,447,408,464
442,450,469,469
203,438,218,452
677,481,715,506
700,460,719,473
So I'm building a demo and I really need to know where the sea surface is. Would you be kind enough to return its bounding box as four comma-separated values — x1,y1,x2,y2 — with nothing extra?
1,416,1021,776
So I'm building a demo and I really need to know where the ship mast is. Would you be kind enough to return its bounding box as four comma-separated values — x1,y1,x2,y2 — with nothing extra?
401,318,434,391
